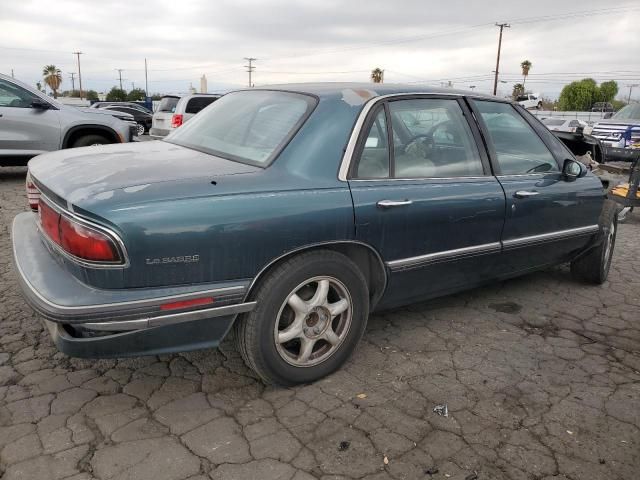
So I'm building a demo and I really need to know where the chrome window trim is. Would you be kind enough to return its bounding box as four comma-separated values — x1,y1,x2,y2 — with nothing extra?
37,193,130,269
387,242,501,271
349,176,492,182
338,92,482,182
81,302,257,331
502,225,599,249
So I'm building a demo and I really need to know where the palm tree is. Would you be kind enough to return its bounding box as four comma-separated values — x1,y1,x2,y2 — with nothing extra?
371,68,384,84
520,60,532,90
42,65,62,98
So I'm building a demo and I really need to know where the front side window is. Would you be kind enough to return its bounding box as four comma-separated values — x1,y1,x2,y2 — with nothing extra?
0,79,39,108
166,90,315,166
388,99,484,178
474,101,558,175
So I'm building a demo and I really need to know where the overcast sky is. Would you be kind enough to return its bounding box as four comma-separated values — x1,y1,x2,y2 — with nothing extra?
1,0,639,99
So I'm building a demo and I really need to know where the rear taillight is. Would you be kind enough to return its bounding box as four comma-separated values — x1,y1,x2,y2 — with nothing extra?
171,114,183,128
26,172,40,211
38,199,122,264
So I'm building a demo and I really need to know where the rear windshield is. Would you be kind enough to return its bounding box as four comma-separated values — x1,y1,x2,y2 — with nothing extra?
166,90,316,166
185,96,218,114
158,96,180,113
542,119,565,126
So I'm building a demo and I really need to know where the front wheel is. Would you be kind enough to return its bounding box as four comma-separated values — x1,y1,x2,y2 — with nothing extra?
235,250,369,386
570,201,618,284
537,102,543,110
71,134,110,147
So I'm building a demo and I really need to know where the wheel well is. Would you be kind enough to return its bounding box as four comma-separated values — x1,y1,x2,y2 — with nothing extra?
246,242,387,309
63,126,119,148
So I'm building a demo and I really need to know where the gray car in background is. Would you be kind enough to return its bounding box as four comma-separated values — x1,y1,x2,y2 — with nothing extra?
149,93,220,139
0,73,136,166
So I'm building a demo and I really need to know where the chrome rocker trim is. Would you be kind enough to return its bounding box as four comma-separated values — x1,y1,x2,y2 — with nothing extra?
81,302,257,331
387,242,501,271
502,225,599,249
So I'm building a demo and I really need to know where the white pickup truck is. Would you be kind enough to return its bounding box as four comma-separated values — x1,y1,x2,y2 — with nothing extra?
516,93,543,110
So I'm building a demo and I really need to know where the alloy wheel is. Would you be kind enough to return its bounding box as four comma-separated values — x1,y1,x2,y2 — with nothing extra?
274,276,352,367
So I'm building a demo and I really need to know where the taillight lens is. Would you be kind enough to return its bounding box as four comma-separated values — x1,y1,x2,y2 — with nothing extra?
59,216,119,262
39,200,61,243
171,114,183,128
38,199,121,263
26,172,40,211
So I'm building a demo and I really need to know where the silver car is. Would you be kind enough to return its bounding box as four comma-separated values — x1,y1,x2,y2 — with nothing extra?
149,94,220,139
0,73,135,166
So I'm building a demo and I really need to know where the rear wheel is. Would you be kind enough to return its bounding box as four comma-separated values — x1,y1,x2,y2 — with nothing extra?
71,134,110,147
537,102,543,110
570,201,618,284
235,250,369,386
136,123,145,136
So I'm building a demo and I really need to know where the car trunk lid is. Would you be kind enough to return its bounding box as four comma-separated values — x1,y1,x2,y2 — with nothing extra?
27,140,260,206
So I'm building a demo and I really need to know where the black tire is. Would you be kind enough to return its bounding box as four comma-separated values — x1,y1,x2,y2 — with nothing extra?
537,102,543,110
235,250,369,386
570,201,618,284
71,134,110,148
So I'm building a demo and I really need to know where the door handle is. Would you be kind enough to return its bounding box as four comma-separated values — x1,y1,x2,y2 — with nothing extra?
377,199,413,208
514,190,539,199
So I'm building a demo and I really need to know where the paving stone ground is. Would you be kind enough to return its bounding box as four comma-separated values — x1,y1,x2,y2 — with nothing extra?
1,167,639,480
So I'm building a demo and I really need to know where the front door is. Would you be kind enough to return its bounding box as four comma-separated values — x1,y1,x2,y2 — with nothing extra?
470,99,604,274
0,78,60,162
348,96,506,309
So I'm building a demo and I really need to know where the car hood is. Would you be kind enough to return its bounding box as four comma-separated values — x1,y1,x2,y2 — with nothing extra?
28,140,260,206
595,119,640,126
76,107,134,121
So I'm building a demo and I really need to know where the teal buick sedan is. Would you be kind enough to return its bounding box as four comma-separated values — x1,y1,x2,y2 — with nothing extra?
12,83,616,385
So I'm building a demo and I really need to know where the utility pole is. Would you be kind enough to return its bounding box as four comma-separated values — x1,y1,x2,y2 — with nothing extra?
69,72,76,92
627,84,639,103
73,52,83,99
492,23,510,96
144,58,149,97
11,69,14,78
116,69,124,90
244,57,257,87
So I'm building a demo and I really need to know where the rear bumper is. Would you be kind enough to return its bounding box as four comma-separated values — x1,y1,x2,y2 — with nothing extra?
149,127,170,139
12,212,255,358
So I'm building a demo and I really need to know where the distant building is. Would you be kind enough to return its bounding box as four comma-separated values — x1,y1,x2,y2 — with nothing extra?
200,75,208,94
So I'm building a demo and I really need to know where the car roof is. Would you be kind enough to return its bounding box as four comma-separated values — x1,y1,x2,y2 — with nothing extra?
245,82,501,102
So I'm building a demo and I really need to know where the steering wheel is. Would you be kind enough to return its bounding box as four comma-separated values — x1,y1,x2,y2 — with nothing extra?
525,163,554,174
403,133,435,158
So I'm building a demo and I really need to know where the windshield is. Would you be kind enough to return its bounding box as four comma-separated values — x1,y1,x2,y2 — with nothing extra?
158,96,179,113
612,104,640,121
166,90,316,166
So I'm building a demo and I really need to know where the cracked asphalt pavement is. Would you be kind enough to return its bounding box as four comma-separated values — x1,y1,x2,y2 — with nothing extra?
1,167,639,480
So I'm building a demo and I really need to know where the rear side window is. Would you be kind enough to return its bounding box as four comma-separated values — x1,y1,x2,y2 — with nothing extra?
474,101,558,175
158,96,179,113
185,96,218,114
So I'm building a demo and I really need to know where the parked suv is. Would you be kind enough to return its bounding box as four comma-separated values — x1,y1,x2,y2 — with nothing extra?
0,73,135,166
149,94,220,139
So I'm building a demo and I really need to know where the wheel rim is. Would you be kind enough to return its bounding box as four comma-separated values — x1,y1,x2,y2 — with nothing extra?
604,219,615,265
137,123,145,136
274,276,353,367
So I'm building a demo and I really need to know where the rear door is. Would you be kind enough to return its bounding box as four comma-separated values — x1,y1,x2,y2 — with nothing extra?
469,99,603,274
0,77,60,161
348,95,506,309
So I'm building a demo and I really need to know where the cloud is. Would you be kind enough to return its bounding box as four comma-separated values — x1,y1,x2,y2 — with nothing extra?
1,0,638,98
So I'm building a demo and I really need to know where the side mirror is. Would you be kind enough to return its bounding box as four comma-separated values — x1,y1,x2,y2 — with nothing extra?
562,159,587,181
31,99,51,110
